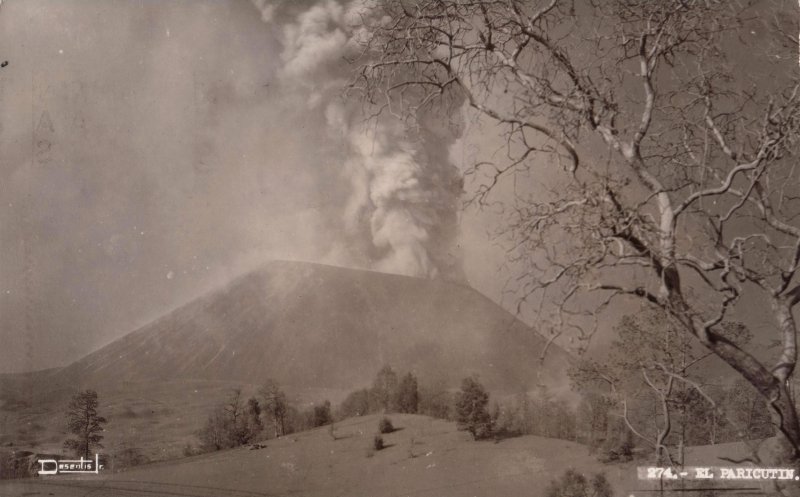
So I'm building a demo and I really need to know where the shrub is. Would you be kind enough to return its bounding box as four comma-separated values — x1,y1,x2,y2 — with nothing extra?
545,469,613,497
598,431,634,463
114,447,149,469
597,447,619,463
373,435,385,451
618,436,634,461
312,401,333,427
0,450,36,479
379,417,394,434
592,473,613,497
182,443,196,457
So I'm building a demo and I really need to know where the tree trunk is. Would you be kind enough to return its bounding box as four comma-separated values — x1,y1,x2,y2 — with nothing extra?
763,385,800,497
710,410,716,445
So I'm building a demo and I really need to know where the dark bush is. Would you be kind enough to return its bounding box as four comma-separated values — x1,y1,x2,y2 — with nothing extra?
454,377,493,440
339,389,372,418
545,468,613,497
114,447,149,469
618,436,634,461
373,435,385,451
312,401,333,427
395,373,419,414
379,417,394,434
592,473,613,497
546,468,587,497
0,450,36,479
598,431,634,463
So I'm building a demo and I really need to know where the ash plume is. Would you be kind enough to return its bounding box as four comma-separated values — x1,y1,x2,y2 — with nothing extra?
254,0,466,280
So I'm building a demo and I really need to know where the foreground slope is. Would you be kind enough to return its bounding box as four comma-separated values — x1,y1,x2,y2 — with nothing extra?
0,414,638,497
0,415,772,497
0,261,572,458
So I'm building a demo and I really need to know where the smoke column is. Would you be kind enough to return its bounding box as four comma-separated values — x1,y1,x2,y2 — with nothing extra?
254,0,466,280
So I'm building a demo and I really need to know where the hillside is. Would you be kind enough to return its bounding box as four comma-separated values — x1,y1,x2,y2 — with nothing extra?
0,414,762,497
0,261,572,459
0,414,639,497
3,261,571,398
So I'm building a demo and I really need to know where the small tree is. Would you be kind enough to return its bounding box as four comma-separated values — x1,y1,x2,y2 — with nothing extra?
395,372,420,414
223,388,251,446
372,365,398,412
418,381,454,420
313,400,333,427
197,389,262,451
259,380,289,438
455,377,493,440
576,392,613,448
245,397,263,440
197,407,230,452
339,388,373,418
63,390,107,459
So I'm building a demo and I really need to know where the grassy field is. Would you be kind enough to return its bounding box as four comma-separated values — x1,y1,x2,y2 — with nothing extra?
2,413,776,496
0,413,644,497
0,378,354,464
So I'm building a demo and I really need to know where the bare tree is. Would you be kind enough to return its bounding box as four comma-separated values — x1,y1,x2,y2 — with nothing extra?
349,0,800,484
197,406,228,452
259,380,288,438
197,389,259,451
572,310,744,464
223,388,252,446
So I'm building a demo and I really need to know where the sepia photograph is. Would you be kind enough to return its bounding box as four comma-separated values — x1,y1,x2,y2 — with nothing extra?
1,1,800,496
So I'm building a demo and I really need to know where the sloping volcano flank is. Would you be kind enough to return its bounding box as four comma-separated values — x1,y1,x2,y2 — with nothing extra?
45,261,572,394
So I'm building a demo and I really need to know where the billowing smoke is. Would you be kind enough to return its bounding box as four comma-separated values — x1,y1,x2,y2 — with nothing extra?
254,0,465,280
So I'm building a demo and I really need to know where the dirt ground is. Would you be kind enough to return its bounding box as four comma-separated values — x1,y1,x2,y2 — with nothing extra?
1,414,756,497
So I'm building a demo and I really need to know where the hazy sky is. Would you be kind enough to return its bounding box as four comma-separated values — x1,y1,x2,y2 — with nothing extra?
0,0,514,373
1,0,787,374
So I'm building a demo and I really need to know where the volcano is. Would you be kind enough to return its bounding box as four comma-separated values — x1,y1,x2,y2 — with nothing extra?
32,260,570,393
0,261,573,457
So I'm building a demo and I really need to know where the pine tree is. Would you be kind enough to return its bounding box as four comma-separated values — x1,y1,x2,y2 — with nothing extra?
63,390,107,459
395,373,419,414
454,377,493,440
371,365,398,412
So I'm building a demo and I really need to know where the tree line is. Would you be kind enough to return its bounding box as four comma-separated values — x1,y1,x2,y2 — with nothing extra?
194,381,336,453
337,365,581,443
